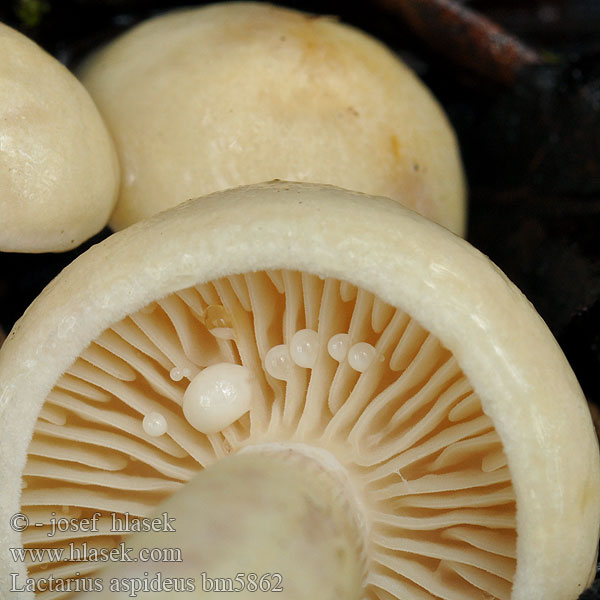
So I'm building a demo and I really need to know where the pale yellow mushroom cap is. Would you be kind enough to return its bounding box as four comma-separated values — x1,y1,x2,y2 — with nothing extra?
80,2,466,235
0,23,119,253
0,183,597,599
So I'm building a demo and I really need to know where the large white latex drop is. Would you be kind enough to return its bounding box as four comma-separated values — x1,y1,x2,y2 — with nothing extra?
182,363,253,434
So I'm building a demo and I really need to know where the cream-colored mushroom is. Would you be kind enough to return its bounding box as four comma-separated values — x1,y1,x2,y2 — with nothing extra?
79,2,466,235
0,183,597,600
0,23,119,253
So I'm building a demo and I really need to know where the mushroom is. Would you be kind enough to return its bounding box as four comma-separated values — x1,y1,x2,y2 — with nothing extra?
0,23,119,253
0,182,598,600
79,2,466,235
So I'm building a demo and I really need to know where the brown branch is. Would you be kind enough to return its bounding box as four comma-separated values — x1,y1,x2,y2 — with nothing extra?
375,0,542,85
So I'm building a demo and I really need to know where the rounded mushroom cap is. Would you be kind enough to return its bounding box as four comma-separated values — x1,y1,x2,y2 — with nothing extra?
80,1,466,235
0,23,119,253
0,182,597,600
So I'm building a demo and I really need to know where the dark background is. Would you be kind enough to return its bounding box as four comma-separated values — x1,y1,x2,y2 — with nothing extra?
1,0,599,595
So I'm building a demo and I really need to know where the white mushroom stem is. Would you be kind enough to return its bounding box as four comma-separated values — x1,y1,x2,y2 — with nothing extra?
78,448,367,599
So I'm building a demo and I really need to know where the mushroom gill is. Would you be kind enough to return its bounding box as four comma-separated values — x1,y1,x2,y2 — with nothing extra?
21,269,516,600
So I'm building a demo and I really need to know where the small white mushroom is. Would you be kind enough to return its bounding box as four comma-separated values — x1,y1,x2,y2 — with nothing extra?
0,23,119,253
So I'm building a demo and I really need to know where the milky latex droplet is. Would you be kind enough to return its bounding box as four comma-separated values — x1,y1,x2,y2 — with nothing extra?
170,367,183,381
348,342,376,372
265,344,292,380
290,329,319,368
327,333,351,362
183,363,253,434
205,305,235,339
143,411,168,437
